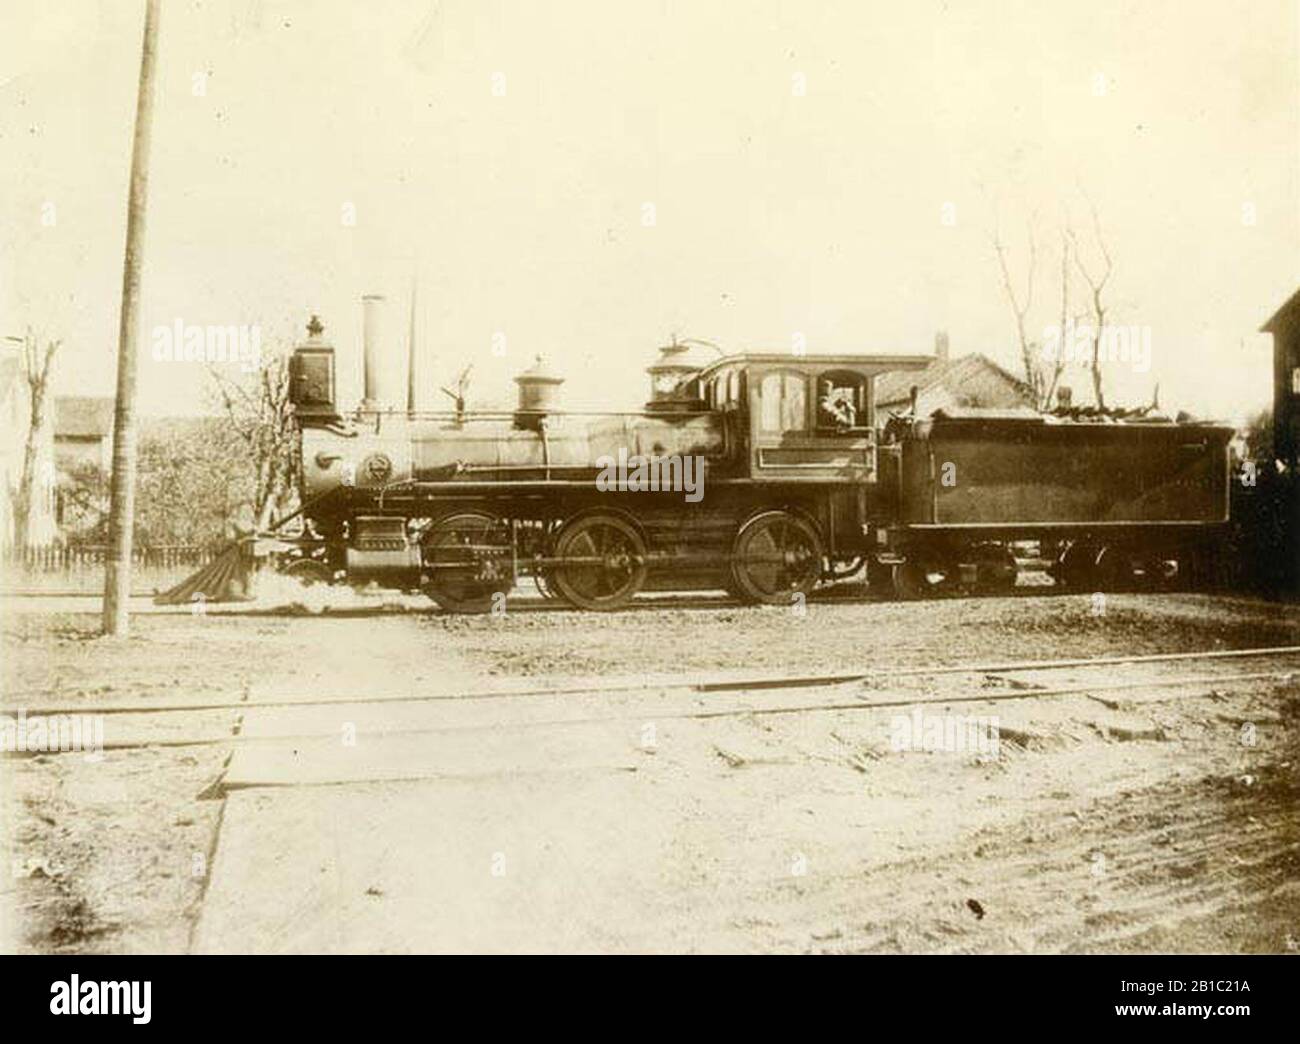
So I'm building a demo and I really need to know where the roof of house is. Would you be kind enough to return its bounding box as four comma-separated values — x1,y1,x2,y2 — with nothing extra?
1262,286,1300,333
54,396,115,438
874,352,1033,408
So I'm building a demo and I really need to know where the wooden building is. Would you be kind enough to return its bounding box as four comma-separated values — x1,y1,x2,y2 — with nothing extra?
1261,287,1300,469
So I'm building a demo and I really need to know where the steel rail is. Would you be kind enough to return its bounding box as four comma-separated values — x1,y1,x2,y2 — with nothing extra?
6,644,1299,717
4,666,1295,755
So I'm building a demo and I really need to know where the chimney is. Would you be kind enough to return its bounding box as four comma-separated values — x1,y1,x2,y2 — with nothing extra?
934,330,950,363
361,294,400,410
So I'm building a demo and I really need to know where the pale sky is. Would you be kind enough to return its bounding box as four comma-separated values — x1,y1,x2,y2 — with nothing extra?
2,0,1297,420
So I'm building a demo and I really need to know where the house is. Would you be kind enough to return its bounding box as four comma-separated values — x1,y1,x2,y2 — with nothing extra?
1261,287,1300,469
54,395,115,475
51,396,114,540
875,332,1035,416
0,348,57,548
1257,289,1300,597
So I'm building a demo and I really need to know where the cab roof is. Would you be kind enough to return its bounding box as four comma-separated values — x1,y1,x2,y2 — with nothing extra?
698,352,933,379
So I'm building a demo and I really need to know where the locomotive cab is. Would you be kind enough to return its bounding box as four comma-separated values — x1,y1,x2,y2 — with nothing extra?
696,352,931,484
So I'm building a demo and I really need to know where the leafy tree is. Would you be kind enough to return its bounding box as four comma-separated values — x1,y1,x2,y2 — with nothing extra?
207,348,299,530
133,418,254,546
56,459,109,543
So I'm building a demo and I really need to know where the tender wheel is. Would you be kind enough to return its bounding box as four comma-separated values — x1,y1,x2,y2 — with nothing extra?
890,555,958,599
549,513,648,611
1093,545,1137,592
971,542,1018,594
1052,540,1098,590
1134,551,1180,591
866,556,896,596
892,561,926,600
421,512,513,613
729,510,824,605
1184,545,1222,591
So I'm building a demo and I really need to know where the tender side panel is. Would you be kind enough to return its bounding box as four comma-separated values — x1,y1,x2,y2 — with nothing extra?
900,420,1231,527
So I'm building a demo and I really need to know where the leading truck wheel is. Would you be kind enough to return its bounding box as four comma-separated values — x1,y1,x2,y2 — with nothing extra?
421,512,513,614
281,558,333,586
729,510,824,606
549,513,648,611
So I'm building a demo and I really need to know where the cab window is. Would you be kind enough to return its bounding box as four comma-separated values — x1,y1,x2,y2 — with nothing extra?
759,371,808,432
816,369,869,432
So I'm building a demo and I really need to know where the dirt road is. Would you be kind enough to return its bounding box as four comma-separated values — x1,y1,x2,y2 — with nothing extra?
3,590,1298,953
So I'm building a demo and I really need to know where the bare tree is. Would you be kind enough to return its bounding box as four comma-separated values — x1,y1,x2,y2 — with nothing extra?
1068,198,1114,410
992,194,1118,411
208,349,299,532
12,328,60,549
1040,229,1071,409
992,220,1043,406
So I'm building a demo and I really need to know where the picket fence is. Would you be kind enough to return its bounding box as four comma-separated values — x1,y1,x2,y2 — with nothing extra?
0,543,218,593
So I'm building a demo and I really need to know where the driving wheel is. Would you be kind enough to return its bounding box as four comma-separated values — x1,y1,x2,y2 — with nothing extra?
729,510,824,605
421,512,513,613
549,513,648,611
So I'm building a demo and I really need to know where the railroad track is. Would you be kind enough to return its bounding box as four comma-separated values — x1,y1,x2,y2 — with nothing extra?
5,644,1298,754
0,580,1213,615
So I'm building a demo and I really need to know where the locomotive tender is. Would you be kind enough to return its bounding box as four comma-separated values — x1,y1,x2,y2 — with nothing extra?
279,300,1232,611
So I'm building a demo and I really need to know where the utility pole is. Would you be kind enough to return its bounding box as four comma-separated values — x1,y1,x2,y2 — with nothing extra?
103,0,161,636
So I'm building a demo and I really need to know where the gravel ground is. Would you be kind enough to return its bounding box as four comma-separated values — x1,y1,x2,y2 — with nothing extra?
2,588,1298,953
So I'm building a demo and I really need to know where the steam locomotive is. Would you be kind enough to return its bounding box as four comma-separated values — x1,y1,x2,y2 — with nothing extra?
275,301,1232,611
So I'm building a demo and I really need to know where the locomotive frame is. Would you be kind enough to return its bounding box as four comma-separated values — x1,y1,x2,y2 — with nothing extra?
278,324,1233,612
284,350,938,610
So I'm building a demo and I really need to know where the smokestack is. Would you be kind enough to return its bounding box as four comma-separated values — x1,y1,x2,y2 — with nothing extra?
361,294,399,410
934,330,950,363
